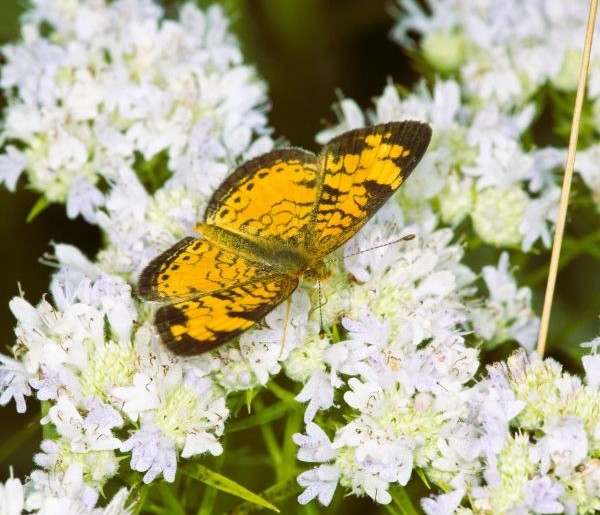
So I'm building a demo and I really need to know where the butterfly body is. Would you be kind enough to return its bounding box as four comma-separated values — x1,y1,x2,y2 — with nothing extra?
139,121,432,355
195,223,312,277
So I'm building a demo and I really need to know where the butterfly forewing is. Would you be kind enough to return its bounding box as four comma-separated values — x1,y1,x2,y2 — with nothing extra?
304,121,432,257
203,148,320,244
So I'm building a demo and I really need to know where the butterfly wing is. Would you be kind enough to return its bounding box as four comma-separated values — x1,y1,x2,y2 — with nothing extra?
203,148,320,244
139,237,272,302
139,237,298,355
154,274,298,355
304,121,432,257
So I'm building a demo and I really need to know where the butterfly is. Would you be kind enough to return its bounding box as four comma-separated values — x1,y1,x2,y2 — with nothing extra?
138,121,432,355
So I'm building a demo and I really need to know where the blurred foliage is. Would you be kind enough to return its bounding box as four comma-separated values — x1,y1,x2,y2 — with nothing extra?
0,0,598,512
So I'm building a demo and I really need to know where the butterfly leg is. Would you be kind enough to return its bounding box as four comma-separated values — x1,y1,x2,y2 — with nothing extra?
278,296,293,358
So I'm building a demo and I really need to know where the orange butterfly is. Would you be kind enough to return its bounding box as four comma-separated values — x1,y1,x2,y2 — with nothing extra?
139,121,432,355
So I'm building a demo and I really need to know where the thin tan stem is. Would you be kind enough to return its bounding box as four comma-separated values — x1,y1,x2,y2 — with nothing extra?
536,0,599,357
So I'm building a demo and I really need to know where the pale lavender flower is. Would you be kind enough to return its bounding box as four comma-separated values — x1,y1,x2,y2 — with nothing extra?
29,365,81,401
83,398,124,432
523,476,565,514
466,368,526,467
0,355,31,413
293,423,337,463
421,488,465,515
120,423,177,483
33,440,61,469
297,465,340,506
533,417,589,477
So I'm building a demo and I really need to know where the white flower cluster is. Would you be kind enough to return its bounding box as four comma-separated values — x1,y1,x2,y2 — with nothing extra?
289,204,544,505
392,0,600,210
392,0,597,107
0,0,272,510
317,81,563,251
0,0,272,222
294,328,600,513
4,244,228,493
0,466,131,514
459,350,598,515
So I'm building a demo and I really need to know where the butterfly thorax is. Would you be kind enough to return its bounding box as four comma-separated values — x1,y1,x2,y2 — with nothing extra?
196,222,316,277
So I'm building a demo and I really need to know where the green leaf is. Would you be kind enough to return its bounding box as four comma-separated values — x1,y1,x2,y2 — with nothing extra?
389,484,421,515
26,196,50,222
266,381,297,403
227,476,302,515
227,401,291,433
184,464,280,513
156,482,187,515
245,388,258,413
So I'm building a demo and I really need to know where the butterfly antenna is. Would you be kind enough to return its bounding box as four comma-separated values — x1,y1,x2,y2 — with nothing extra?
325,233,415,263
279,297,293,358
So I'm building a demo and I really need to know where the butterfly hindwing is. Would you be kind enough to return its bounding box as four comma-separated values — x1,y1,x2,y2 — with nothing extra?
154,275,299,355
138,237,272,302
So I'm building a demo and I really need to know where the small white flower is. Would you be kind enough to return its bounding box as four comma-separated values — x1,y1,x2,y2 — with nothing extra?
112,373,162,422
0,472,24,515
575,144,600,199
297,465,340,506
0,355,32,413
471,252,539,349
533,416,589,477
24,463,99,513
100,487,133,515
9,296,104,374
523,476,565,514
421,488,465,515
582,353,600,389
293,422,337,463
315,98,365,144
520,186,560,251
296,369,336,423
120,422,177,483
468,370,526,455
42,396,121,453
29,364,81,401
0,146,27,191
66,176,104,224
462,47,524,106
